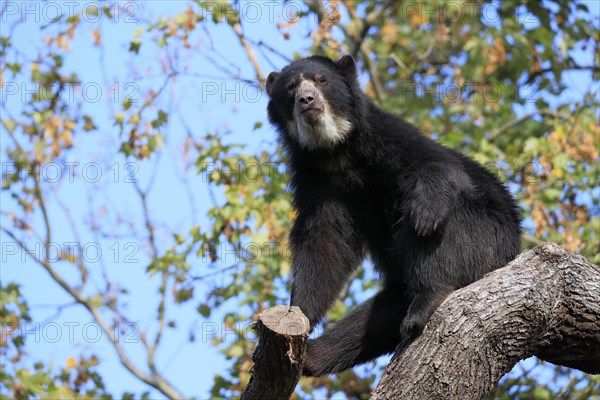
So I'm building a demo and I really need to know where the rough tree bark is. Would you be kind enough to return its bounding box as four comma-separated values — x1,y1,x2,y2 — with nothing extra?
242,243,600,400
373,242,600,399
241,305,310,400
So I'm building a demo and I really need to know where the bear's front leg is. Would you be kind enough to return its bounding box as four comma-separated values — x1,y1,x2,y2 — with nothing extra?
404,163,474,236
289,201,363,329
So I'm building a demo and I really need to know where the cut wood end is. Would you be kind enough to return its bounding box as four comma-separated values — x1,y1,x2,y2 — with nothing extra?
258,305,310,336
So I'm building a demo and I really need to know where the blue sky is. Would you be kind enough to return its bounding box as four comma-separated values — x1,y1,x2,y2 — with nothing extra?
1,2,313,397
1,1,598,398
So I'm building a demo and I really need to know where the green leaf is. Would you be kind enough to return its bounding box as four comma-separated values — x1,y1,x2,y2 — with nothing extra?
523,137,540,155
197,304,211,317
148,134,164,151
2,118,16,133
129,41,141,54
123,97,132,111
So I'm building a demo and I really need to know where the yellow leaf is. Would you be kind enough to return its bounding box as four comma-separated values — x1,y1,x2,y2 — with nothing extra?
381,23,397,43
410,13,422,27
66,357,76,369
551,167,564,178
61,130,74,148
60,250,77,263
93,29,102,46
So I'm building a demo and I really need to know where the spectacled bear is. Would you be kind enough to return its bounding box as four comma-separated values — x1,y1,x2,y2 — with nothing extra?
265,55,522,376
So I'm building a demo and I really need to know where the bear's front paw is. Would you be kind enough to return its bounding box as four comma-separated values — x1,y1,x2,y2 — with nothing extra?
406,200,450,236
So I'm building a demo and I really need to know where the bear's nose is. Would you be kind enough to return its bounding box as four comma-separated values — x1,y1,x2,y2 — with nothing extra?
297,91,315,105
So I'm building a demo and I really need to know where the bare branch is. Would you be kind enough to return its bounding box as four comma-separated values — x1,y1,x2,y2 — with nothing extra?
2,224,184,399
231,22,265,83
3,168,185,399
490,109,573,141
52,187,88,290
345,0,396,59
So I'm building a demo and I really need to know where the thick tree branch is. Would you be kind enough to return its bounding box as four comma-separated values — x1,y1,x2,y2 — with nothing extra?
373,242,600,399
241,306,310,400
244,244,599,399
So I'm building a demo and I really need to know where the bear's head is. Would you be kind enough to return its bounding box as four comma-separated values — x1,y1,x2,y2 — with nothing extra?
266,55,362,150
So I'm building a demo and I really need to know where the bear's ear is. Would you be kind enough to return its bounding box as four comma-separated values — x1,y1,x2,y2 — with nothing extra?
266,71,280,97
337,55,357,78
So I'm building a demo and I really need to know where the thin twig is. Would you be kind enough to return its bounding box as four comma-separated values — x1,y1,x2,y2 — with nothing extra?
1,226,183,399
190,263,240,281
231,22,265,83
346,0,395,59
490,109,573,141
51,187,88,290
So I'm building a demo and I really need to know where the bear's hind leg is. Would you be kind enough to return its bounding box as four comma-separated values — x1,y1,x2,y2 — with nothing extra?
303,287,409,376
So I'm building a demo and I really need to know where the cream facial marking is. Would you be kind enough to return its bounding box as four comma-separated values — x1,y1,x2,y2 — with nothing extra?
288,78,353,150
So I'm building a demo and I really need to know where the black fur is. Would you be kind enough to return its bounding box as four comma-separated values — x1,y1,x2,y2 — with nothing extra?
266,55,522,376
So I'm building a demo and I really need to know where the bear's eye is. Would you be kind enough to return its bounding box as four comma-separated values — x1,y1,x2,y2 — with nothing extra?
286,82,297,91
318,77,327,85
